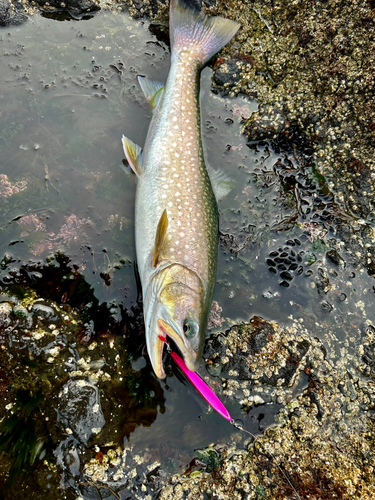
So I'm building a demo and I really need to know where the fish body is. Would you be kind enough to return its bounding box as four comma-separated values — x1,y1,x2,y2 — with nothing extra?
123,0,240,379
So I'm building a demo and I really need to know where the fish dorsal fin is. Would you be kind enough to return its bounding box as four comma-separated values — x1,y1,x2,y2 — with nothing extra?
138,76,165,110
208,167,235,201
122,135,143,178
153,209,169,267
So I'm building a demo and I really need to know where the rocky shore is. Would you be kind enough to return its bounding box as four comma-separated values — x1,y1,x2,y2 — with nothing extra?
1,1,375,499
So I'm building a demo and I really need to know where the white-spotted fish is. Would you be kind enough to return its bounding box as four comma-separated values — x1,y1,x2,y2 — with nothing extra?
122,0,240,378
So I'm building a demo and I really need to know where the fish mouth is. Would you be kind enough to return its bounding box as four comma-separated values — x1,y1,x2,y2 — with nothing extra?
157,318,199,374
151,331,167,380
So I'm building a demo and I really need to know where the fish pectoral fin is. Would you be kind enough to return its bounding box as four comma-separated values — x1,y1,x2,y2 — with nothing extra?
153,209,169,267
137,76,165,110
122,135,143,178
208,166,235,201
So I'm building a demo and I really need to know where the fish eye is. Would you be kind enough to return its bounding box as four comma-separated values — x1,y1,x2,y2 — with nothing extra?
183,320,199,339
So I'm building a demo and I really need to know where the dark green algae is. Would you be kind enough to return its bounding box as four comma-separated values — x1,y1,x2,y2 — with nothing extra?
1,1,375,499
0,257,166,499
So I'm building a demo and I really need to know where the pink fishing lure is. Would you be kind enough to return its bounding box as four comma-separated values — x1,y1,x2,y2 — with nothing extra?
159,335,232,421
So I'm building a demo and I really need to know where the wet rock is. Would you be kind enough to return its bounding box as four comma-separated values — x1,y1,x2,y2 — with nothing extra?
0,0,27,26
32,302,57,320
205,317,312,391
359,325,375,379
315,267,330,295
207,300,225,329
326,249,344,266
245,105,288,142
0,302,12,330
57,379,105,445
126,0,216,19
34,0,100,16
213,59,242,88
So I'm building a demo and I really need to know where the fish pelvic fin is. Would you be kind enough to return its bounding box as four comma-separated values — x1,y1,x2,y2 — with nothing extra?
153,209,169,267
170,0,240,65
137,76,165,110
208,167,235,201
122,135,143,177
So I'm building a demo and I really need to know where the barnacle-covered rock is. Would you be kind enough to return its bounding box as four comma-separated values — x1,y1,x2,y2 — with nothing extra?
157,316,375,499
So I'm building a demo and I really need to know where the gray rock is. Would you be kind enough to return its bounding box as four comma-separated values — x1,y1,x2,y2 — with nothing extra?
34,0,100,16
0,0,27,26
57,379,105,445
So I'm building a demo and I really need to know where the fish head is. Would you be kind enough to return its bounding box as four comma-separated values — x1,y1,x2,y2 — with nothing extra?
144,264,208,379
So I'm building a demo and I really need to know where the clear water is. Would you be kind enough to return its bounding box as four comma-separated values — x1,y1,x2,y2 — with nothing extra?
1,9,374,499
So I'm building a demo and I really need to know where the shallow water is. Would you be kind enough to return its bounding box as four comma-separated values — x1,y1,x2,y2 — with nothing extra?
1,8,375,499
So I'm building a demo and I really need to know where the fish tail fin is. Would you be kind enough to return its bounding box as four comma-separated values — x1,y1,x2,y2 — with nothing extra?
170,0,240,65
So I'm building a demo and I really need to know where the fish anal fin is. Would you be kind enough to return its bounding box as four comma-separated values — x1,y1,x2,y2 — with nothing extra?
138,76,165,110
122,135,143,178
153,209,169,267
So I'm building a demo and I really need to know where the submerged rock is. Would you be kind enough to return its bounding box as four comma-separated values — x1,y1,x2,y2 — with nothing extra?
0,0,26,27
57,379,105,445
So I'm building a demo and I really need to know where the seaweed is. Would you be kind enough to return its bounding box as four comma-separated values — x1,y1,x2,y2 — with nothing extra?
0,389,47,487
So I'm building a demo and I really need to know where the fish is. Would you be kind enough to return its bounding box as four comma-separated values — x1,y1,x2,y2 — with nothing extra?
122,0,240,379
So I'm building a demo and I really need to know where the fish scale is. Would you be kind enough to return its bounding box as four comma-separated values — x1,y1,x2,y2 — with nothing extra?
122,0,240,379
